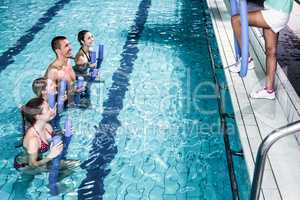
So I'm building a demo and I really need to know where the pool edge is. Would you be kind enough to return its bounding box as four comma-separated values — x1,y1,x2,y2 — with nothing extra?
206,0,300,199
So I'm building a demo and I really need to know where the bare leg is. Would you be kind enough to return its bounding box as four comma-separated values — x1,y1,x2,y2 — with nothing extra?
263,28,278,90
231,10,270,49
231,10,279,91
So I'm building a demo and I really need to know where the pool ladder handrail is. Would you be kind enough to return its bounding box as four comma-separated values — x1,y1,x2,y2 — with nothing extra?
250,120,300,200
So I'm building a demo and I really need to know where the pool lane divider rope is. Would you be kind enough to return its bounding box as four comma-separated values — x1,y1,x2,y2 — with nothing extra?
0,0,71,73
77,0,151,199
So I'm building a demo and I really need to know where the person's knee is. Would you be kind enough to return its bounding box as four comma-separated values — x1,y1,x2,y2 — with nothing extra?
231,15,240,26
265,46,277,58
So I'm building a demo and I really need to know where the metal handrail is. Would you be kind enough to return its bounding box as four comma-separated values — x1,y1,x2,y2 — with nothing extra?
250,120,300,200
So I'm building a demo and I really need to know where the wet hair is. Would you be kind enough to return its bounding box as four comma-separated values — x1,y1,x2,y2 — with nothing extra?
32,77,47,97
51,36,67,52
77,30,89,45
21,97,44,127
20,106,30,135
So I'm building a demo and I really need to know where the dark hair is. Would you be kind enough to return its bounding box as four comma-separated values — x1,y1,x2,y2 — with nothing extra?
51,36,67,52
77,30,89,45
21,97,44,126
32,77,47,97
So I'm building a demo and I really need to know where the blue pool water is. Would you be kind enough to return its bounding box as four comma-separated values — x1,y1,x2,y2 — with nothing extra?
0,0,250,199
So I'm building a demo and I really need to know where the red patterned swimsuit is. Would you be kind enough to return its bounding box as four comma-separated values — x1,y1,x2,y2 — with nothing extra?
14,127,53,169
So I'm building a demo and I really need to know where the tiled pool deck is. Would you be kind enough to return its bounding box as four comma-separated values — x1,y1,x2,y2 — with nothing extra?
206,0,300,199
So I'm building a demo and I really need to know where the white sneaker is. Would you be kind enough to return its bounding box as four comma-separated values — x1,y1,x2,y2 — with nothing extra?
250,88,275,100
229,57,255,73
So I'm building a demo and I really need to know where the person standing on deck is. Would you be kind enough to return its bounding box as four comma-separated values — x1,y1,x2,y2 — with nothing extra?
230,0,293,100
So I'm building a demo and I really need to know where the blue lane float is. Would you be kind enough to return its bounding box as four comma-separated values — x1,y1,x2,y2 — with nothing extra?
62,117,73,159
230,0,249,77
230,0,241,59
48,134,62,195
51,79,67,131
90,49,98,80
239,0,249,77
57,79,67,113
48,118,73,195
90,44,104,81
48,88,61,131
90,51,97,64
47,91,56,109
74,76,84,105
97,44,104,69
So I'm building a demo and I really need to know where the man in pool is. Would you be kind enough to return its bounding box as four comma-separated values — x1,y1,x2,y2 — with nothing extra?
44,36,77,129
230,0,293,100
45,36,76,99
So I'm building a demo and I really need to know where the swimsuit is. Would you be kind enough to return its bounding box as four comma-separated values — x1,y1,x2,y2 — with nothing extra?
73,48,91,78
14,127,54,169
80,47,91,62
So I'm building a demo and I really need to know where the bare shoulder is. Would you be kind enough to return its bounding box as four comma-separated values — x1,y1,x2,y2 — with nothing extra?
75,50,84,59
23,128,39,149
75,51,85,64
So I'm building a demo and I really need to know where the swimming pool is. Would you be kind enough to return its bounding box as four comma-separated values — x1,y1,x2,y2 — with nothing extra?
0,0,250,199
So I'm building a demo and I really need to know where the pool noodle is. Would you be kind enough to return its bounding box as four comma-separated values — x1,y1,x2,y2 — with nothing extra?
61,118,73,159
49,135,62,195
57,80,67,113
230,0,241,59
239,0,249,77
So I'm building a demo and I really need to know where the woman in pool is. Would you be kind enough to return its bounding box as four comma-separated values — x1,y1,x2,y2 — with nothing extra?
74,30,96,79
73,30,98,107
13,97,78,197
15,97,76,173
